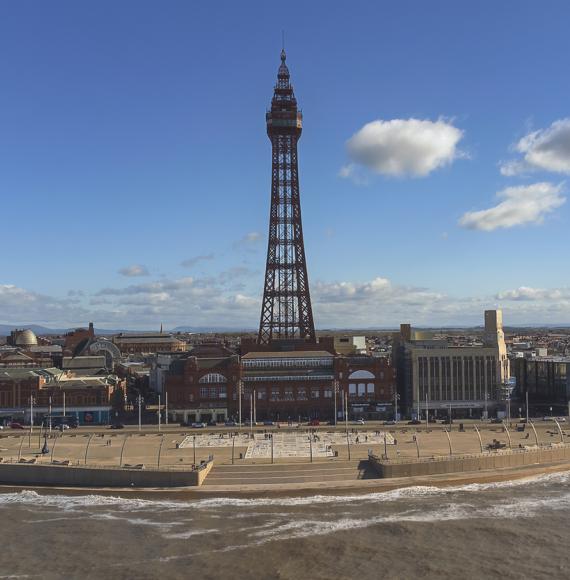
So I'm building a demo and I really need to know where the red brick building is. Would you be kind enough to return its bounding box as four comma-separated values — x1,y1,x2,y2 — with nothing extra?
0,368,123,425
163,338,396,423
164,344,240,424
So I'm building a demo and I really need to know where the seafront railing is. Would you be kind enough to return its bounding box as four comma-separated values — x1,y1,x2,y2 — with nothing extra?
369,442,568,465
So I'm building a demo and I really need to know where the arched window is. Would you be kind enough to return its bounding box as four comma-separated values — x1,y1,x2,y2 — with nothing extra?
198,373,228,384
348,370,375,380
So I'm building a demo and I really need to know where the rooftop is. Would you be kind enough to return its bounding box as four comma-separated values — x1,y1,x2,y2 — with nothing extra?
241,350,334,359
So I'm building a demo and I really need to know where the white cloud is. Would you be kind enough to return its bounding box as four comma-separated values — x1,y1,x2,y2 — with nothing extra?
118,264,149,277
458,182,565,231
180,253,215,268
233,232,263,250
501,119,570,175
5,275,570,328
343,118,464,178
496,286,567,301
0,285,90,326
242,232,261,243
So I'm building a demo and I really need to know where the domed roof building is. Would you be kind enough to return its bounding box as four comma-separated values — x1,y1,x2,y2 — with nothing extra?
8,329,38,348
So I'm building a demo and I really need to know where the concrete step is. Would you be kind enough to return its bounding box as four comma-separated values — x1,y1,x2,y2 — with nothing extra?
203,460,375,486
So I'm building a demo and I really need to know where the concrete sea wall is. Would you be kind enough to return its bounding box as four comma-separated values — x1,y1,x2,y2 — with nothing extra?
369,445,570,478
0,460,214,488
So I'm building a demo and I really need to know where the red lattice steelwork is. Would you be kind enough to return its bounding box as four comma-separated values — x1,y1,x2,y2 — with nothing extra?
258,50,316,345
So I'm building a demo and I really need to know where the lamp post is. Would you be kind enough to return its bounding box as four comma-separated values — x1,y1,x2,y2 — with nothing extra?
28,396,35,448
394,392,400,423
165,391,169,426
137,394,143,432
158,394,161,432
333,379,339,427
238,380,242,429
249,392,253,438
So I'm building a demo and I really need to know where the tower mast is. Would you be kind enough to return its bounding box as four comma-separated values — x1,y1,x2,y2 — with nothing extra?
258,50,316,344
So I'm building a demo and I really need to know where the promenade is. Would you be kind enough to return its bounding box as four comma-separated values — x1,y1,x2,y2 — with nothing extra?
0,420,566,478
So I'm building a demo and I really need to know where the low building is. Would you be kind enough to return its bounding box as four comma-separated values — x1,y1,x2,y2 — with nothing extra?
0,367,123,425
7,329,38,348
113,332,187,354
63,323,95,356
393,310,511,419
241,349,336,422
62,355,107,375
333,336,367,355
512,356,570,416
164,344,239,424
336,355,395,420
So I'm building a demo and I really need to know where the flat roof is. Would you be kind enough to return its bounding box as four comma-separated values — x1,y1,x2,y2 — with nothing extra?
242,350,334,359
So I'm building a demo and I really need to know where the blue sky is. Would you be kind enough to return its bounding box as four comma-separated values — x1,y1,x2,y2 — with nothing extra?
2,0,570,329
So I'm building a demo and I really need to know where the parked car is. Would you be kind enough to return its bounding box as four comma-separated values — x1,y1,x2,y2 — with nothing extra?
263,420,274,426
556,417,567,422
224,420,237,427
308,419,320,426
9,422,25,429
109,423,125,429
207,420,217,427
407,419,422,425
352,419,365,425
191,422,206,428
490,418,503,424
383,420,396,426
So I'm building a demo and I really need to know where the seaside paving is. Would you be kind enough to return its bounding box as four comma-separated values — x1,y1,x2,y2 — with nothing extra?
0,420,566,473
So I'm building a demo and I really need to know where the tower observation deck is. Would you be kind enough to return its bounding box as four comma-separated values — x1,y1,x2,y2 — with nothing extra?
258,50,316,345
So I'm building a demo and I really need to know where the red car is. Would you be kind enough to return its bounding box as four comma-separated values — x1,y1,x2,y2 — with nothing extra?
309,419,320,426
9,422,25,429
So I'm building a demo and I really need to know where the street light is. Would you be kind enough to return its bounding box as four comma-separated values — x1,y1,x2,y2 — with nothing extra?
137,394,144,431
333,379,339,427
28,396,36,448
394,392,400,423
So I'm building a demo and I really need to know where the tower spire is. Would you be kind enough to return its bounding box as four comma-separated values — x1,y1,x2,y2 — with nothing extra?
258,50,316,344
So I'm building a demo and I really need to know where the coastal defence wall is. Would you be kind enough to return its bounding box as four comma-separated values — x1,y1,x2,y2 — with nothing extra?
369,445,570,478
0,460,214,488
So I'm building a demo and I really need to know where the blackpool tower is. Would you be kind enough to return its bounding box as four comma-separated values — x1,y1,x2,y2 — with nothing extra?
258,50,316,345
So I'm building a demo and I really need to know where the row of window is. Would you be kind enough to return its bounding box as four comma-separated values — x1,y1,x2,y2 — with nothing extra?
242,358,333,369
348,383,376,396
418,355,498,401
234,387,333,401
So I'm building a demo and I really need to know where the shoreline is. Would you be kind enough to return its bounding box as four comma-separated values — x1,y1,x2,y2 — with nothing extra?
0,459,569,500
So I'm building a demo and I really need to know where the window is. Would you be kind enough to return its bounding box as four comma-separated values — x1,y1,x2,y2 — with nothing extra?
219,386,227,399
324,388,332,398
200,387,208,399
311,388,320,399
367,383,374,394
198,373,227,384
349,383,356,395
358,383,366,396
297,388,307,400
271,388,279,401
285,389,294,400
258,389,266,400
